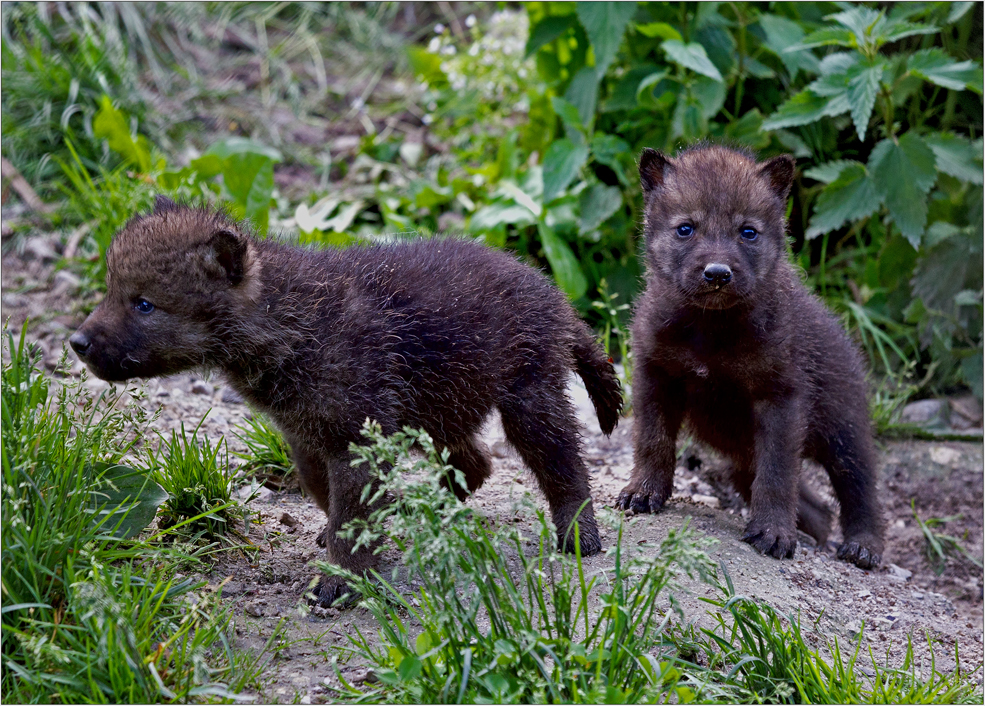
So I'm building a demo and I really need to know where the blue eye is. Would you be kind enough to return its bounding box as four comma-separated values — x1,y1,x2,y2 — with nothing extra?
741,227,758,241
134,299,155,314
676,223,694,238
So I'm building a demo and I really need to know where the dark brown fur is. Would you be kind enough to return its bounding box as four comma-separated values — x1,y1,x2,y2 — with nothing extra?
71,199,623,605
620,145,884,569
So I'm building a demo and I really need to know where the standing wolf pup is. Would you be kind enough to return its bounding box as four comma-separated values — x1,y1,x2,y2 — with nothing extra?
620,145,884,569
71,198,622,605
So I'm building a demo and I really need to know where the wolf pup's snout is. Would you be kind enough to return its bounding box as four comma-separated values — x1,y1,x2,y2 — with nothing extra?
702,263,732,285
69,330,92,357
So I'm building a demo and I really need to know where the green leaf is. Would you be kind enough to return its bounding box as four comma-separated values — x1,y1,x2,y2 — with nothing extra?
761,90,833,130
397,654,422,682
542,139,589,204
947,2,975,23
89,463,168,539
924,133,983,185
538,223,588,300
635,22,681,41
723,109,770,150
691,76,727,119
961,353,982,401
189,154,224,180
806,163,881,239
880,21,938,44
525,14,578,58
204,137,282,163
590,133,632,186
846,59,885,141
603,63,660,111
759,14,819,77
661,40,723,81
908,48,983,93
828,6,882,43
576,1,637,78
924,221,963,248
564,66,600,128
469,203,537,232
222,153,275,234
743,57,775,79
803,159,860,184
407,46,447,87
92,96,152,173
788,26,855,51
869,134,938,246
578,183,623,234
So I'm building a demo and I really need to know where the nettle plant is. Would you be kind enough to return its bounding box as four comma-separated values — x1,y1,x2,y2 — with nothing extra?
761,4,983,394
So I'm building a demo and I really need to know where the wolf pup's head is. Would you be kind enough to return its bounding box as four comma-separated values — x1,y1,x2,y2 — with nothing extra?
70,197,261,381
638,145,794,310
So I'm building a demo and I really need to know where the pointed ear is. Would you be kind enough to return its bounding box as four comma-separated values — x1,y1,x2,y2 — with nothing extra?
639,148,672,193
154,195,178,214
758,155,796,202
208,228,248,286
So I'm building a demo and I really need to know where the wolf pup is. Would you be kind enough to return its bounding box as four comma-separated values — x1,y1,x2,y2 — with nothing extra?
619,145,884,569
71,198,623,605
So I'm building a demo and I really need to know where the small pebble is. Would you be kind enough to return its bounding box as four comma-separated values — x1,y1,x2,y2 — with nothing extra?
191,380,213,395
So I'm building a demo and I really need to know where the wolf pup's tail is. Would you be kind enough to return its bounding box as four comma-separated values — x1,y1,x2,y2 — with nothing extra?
571,322,623,435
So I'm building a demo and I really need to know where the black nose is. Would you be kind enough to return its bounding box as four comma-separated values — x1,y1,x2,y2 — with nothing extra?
703,263,732,285
69,331,91,357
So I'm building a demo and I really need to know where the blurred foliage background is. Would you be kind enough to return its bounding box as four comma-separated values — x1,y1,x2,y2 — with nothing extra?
2,1,982,406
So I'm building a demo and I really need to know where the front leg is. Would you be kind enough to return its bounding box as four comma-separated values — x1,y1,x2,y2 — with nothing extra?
291,443,384,607
741,396,803,559
618,362,685,514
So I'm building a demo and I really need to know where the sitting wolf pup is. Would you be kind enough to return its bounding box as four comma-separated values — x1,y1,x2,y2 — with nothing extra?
619,145,884,569
71,198,623,605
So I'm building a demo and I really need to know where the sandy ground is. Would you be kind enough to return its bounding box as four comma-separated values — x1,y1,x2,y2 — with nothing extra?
2,240,983,702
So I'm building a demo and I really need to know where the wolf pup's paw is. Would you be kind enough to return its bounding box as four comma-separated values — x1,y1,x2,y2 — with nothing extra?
837,538,882,569
555,507,602,557
616,479,671,514
306,575,357,609
741,521,797,559
315,524,331,548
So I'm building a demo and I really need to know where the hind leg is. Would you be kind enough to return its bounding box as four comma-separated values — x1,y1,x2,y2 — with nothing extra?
728,455,832,548
498,380,601,556
813,430,884,569
796,481,833,547
441,435,493,501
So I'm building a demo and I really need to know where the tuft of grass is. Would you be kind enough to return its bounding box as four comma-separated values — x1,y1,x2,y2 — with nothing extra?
672,563,982,703
912,501,983,575
146,420,253,542
233,412,296,488
322,421,718,704
1,326,260,702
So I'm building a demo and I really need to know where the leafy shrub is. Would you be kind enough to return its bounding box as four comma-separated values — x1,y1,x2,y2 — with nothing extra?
393,2,982,396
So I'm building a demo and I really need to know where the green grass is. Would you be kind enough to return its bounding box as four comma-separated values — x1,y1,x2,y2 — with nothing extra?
320,421,983,705
911,501,983,576
1,328,263,702
232,412,296,487
146,420,253,543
